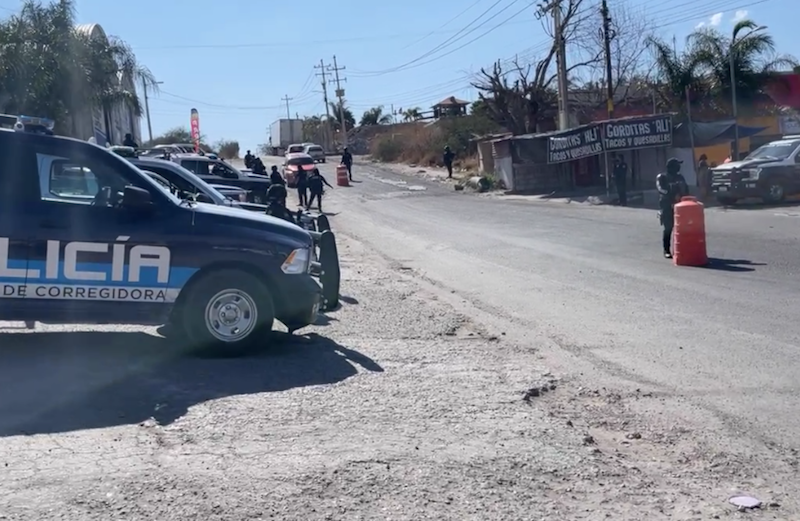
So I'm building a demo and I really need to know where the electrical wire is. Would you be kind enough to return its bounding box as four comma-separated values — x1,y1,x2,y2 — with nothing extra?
397,0,485,51
344,0,775,110
350,0,518,76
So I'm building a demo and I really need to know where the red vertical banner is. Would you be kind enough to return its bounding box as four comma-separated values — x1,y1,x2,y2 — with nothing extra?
190,108,200,153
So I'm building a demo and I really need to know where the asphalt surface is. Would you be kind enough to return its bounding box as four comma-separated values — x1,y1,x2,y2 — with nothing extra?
308,159,800,469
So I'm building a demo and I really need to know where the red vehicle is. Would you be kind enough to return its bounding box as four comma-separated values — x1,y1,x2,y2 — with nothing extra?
283,153,316,188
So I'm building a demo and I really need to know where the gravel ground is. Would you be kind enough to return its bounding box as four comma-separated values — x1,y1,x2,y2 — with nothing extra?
0,226,789,519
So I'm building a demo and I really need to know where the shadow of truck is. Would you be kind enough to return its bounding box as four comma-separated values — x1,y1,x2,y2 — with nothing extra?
0,330,382,437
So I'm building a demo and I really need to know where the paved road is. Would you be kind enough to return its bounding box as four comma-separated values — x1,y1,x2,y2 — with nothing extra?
307,159,800,462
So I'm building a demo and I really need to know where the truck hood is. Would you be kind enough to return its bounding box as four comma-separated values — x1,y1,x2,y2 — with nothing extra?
190,201,311,245
713,158,782,170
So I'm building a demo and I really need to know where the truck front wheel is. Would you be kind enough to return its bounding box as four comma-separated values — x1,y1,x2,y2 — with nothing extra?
765,181,787,203
180,269,275,357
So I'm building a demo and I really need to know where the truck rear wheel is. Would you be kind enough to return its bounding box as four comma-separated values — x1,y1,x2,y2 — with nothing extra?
180,269,275,357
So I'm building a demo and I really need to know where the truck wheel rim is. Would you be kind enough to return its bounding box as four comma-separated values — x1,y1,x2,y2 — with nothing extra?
204,289,258,342
770,185,784,199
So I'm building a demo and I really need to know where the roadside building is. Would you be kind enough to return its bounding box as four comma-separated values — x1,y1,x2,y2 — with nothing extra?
67,23,142,146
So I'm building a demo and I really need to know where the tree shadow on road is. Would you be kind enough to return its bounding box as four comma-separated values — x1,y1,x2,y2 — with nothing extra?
0,330,382,437
702,258,765,272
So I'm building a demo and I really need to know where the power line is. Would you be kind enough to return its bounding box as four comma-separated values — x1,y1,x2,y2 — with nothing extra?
131,19,533,51
350,0,518,77
351,0,531,78
397,0,485,51
281,95,292,119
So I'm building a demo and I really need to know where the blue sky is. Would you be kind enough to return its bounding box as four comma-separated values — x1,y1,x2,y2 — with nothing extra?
39,0,798,151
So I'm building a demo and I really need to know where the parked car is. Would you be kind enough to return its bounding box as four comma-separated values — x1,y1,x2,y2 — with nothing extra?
304,144,326,163
169,153,271,203
286,143,305,155
710,136,800,205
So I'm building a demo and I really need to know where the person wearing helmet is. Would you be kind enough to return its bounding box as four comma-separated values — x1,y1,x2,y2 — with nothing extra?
269,165,285,185
656,157,689,259
123,133,139,149
244,150,254,169
443,146,455,178
340,147,353,181
264,183,296,224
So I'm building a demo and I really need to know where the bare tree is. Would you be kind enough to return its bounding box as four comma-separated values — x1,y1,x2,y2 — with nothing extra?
471,0,604,134
576,3,655,104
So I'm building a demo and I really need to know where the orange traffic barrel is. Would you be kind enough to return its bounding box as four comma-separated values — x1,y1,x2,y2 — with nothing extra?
336,164,349,187
673,196,708,266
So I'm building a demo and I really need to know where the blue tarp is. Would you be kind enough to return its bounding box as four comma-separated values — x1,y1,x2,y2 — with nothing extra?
673,120,768,147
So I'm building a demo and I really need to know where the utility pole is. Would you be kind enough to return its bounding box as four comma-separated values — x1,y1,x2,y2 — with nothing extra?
729,45,740,160
142,78,153,142
328,55,348,146
281,95,293,142
281,95,292,119
536,0,570,130
315,59,334,151
601,0,614,119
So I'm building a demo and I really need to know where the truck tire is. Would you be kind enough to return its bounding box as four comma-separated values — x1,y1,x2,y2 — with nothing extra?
765,181,786,203
321,158,326,163
180,269,275,357
319,230,340,311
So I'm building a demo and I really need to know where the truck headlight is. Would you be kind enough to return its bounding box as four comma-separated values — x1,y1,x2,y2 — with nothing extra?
281,247,311,274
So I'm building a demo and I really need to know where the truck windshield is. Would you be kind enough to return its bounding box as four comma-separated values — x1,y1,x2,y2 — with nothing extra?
745,141,800,161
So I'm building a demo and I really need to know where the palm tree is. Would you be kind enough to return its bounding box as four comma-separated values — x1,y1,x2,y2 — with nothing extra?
0,0,156,135
644,36,708,114
690,19,797,109
327,101,356,131
359,105,392,126
402,107,422,122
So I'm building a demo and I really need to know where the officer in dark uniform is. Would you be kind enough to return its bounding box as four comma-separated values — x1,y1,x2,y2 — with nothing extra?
307,168,333,212
269,165,285,185
264,183,296,224
443,146,455,178
341,147,353,181
613,154,628,206
244,150,254,169
656,158,689,258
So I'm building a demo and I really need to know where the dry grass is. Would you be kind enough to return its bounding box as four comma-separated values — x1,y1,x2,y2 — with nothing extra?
370,123,478,170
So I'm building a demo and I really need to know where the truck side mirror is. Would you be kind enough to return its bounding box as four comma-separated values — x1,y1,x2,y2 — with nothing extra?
121,185,152,210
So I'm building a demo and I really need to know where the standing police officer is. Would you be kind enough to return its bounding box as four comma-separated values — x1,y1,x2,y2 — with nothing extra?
656,158,689,259
613,154,628,206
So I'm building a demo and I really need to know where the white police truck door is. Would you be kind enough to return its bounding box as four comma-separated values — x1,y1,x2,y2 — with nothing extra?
28,141,185,323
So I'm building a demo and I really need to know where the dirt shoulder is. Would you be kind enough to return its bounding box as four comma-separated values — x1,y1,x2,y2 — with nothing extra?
0,231,789,520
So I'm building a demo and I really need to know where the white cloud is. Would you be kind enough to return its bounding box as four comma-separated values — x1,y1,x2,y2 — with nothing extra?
732,9,748,22
695,22,705,29
709,12,723,26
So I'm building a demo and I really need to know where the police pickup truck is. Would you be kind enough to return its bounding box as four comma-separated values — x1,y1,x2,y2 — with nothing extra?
169,153,272,204
0,121,336,355
711,136,800,205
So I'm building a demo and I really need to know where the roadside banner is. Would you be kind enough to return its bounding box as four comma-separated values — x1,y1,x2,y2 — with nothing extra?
547,124,603,163
602,114,672,152
190,108,200,152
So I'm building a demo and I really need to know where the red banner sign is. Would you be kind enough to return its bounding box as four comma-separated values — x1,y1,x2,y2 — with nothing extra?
190,108,200,153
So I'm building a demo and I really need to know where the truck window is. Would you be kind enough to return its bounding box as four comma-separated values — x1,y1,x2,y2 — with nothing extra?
210,162,238,179
45,160,99,200
144,165,195,194
182,159,210,176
